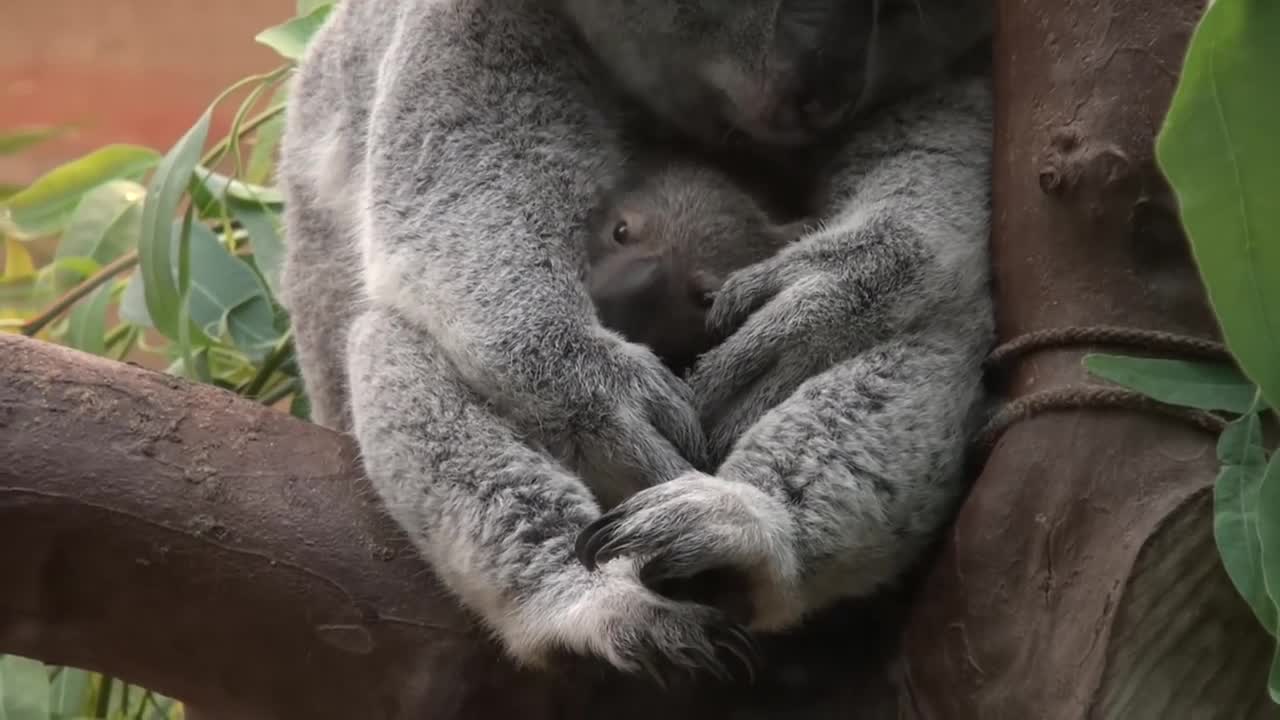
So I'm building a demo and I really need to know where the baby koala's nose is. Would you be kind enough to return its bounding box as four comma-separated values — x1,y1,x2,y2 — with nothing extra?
587,254,665,336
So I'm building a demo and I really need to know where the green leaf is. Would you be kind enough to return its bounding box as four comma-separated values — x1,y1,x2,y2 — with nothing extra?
0,654,52,719
296,0,331,15
48,667,92,718
40,256,101,286
256,4,333,61
186,223,281,360
1257,451,1280,627
2,237,35,282
245,84,290,185
230,197,285,296
1083,354,1261,414
64,284,114,356
119,268,152,328
139,111,211,339
1271,644,1280,705
1,144,159,237
1214,409,1275,634
290,387,312,421
1156,0,1280,412
58,180,145,266
0,125,71,156
192,167,283,207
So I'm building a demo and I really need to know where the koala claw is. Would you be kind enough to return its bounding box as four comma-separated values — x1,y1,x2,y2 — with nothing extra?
575,473,797,628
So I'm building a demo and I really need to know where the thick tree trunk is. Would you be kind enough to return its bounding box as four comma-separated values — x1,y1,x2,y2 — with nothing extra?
895,0,1273,717
2,0,1275,717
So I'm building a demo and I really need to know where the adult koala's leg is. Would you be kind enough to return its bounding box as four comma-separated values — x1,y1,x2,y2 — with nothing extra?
345,308,757,680
278,192,362,433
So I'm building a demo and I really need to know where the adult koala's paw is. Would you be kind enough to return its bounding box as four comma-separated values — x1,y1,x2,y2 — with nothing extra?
691,235,902,458
575,473,801,631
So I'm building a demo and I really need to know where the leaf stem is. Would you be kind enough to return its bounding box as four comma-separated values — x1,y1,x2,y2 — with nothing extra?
20,252,138,336
258,378,300,407
241,328,295,398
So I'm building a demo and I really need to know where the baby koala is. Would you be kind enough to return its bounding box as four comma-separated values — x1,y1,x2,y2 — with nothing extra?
586,161,808,373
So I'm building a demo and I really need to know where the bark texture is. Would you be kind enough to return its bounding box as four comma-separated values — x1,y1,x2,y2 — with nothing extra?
895,0,1273,717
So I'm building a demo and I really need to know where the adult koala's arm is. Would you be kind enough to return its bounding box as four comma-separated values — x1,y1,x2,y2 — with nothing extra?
282,1,704,479
576,76,995,630
279,0,717,672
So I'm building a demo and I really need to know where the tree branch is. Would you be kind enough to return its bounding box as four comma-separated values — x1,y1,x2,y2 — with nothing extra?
895,0,1273,716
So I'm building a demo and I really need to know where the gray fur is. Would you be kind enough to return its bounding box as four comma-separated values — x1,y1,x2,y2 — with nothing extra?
579,75,994,634
279,0,993,680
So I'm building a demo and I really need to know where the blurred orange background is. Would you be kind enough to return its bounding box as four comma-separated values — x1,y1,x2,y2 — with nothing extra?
1,0,294,185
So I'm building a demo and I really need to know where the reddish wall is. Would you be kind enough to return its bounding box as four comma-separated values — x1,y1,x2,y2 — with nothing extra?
0,0,294,185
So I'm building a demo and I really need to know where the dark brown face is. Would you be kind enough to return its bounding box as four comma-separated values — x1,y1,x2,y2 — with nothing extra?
587,210,725,373
585,165,804,373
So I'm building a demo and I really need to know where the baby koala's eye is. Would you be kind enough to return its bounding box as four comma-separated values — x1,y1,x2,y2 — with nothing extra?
612,220,631,245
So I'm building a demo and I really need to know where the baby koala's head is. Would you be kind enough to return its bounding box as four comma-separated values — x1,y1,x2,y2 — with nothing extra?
587,162,806,373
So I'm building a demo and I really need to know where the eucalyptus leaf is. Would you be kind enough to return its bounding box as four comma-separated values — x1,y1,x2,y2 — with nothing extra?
1083,353,1260,414
40,256,101,286
230,197,286,295
48,666,92,718
64,284,114,356
0,654,52,720
58,179,146,266
1157,0,1280,411
186,223,281,360
119,268,153,328
245,84,290,185
1,144,159,237
290,386,312,421
192,166,283,215
296,0,331,15
139,111,211,340
1214,410,1275,634
256,4,334,61
1256,452,1280,630
2,237,36,282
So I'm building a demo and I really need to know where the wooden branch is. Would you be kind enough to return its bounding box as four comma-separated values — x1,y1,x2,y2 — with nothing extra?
0,334,897,719
0,333,536,718
895,0,1274,716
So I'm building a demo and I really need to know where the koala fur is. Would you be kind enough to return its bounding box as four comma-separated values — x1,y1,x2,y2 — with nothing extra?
278,0,994,683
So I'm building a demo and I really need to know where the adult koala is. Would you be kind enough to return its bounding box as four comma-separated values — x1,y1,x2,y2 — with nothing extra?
278,0,994,681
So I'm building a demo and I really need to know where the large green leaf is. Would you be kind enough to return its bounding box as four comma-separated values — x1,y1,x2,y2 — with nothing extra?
0,144,159,237
245,84,291,185
0,655,51,720
186,223,281,360
58,180,145,264
1214,410,1275,634
64,284,114,356
119,267,152,328
256,4,334,61
1083,353,1260,414
1257,452,1280,629
48,668,92,719
1157,0,1280,411
230,197,286,296
139,111,211,339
